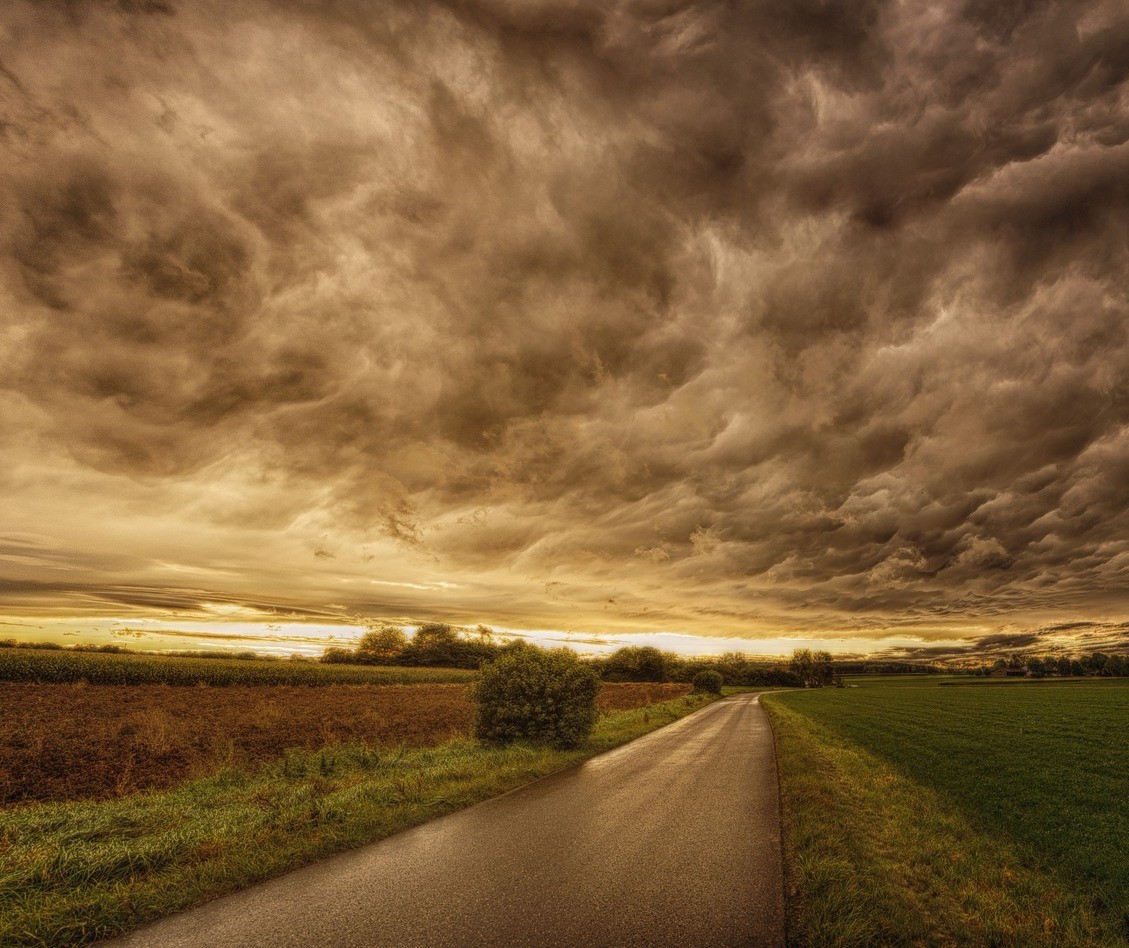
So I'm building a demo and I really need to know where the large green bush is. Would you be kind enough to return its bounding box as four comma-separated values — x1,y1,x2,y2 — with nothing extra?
692,670,723,695
473,647,600,749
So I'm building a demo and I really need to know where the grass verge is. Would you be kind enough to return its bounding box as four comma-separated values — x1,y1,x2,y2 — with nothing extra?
763,694,1126,946
0,693,714,945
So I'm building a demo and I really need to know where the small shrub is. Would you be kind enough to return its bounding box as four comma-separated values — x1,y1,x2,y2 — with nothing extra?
473,647,600,749
692,670,723,695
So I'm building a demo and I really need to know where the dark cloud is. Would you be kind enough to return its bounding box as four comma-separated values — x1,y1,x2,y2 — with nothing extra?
2,0,1129,650
878,620,1129,661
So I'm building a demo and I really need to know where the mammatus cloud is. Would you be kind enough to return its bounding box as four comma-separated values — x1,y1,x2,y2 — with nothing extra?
2,0,1129,653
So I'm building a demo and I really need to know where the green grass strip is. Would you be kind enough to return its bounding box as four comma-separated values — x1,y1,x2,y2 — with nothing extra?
763,695,1125,946
0,694,713,945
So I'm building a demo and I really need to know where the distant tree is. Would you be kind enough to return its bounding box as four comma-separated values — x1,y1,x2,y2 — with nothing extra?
398,623,500,668
674,653,802,688
791,649,814,686
399,623,461,666
660,651,687,681
356,625,407,664
791,649,834,688
813,650,834,687
319,647,354,665
601,646,668,682
1085,652,1110,676
715,652,752,685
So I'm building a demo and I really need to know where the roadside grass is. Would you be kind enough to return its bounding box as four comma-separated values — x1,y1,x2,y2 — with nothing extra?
764,682,1129,946
0,693,713,945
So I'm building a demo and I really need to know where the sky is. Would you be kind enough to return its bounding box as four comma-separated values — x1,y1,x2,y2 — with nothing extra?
2,0,1129,660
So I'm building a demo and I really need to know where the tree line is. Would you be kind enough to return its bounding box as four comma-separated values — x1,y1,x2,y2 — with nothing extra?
593,645,839,687
320,623,508,669
320,627,846,688
970,651,1129,678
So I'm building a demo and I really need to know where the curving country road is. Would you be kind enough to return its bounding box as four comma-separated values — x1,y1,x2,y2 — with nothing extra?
110,692,784,947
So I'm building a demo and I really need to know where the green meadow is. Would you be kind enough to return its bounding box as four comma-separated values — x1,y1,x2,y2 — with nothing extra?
765,678,1129,946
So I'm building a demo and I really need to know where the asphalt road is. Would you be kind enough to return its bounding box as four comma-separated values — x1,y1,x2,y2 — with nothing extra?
110,692,784,948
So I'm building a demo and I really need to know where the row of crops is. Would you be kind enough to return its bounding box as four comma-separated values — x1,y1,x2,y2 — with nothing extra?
0,648,477,686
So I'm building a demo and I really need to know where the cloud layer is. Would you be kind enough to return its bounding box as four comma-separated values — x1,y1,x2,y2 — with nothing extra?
3,0,1129,652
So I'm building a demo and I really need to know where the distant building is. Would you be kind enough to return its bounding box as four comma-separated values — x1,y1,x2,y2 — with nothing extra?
990,666,1027,678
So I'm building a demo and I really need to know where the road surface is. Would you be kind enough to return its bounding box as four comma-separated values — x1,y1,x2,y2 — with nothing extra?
110,692,784,947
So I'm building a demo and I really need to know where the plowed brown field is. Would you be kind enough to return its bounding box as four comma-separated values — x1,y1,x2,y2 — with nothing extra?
0,681,689,805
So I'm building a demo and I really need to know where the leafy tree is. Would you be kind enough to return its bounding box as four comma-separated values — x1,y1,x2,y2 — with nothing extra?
473,647,600,749
400,624,465,667
397,623,502,669
791,648,834,688
812,650,835,686
663,653,801,688
1086,652,1110,675
601,646,668,682
791,649,814,686
714,652,751,685
319,647,353,665
658,651,688,681
356,625,407,664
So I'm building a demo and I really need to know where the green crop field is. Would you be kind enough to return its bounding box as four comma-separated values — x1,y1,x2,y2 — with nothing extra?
844,673,966,687
0,648,476,687
764,678,1129,946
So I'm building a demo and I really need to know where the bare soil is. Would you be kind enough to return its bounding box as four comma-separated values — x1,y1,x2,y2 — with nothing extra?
0,681,689,804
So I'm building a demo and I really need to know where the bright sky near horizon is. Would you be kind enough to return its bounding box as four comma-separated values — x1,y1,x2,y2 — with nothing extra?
3,0,1129,661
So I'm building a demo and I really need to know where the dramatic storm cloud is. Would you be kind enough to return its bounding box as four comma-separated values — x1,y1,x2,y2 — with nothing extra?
2,0,1129,654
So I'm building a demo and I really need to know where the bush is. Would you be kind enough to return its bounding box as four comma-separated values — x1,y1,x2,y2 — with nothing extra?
692,670,723,695
473,647,600,749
